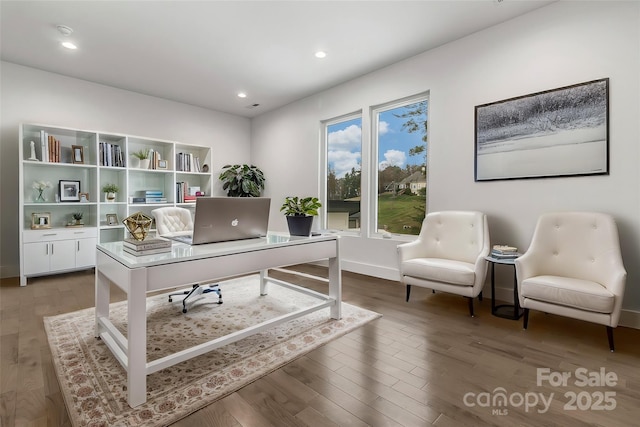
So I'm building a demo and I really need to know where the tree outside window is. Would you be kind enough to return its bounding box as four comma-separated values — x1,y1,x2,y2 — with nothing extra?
326,117,362,231
375,99,428,235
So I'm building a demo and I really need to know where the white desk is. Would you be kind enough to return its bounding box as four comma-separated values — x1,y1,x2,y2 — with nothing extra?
95,233,341,407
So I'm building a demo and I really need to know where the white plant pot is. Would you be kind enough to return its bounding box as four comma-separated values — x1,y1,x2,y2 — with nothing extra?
105,192,117,203
139,159,151,169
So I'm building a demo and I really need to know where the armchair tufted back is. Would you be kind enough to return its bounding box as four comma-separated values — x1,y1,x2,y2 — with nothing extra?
417,211,489,263
524,212,624,289
152,207,194,236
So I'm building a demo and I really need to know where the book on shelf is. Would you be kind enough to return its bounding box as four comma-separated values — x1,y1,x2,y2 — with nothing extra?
123,237,171,251
140,190,163,197
176,152,201,172
38,131,62,163
99,141,125,167
123,246,172,256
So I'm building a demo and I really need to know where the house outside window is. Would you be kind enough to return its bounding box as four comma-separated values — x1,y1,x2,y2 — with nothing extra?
374,96,428,236
324,115,362,231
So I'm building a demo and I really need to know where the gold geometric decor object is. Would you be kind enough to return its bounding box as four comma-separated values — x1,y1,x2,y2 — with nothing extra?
123,211,153,241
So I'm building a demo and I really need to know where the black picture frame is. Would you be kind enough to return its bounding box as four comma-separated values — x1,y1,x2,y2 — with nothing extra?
474,78,609,181
59,180,81,202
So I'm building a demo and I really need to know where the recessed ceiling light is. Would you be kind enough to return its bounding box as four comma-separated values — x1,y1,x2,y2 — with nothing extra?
315,51,327,59
56,25,73,36
61,41,77,50
237,92,247,98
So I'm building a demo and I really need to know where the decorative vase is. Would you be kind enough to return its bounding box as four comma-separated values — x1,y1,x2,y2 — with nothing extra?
35,188,46,202
139,159,151,170
286,215,314,236
105,192,117,203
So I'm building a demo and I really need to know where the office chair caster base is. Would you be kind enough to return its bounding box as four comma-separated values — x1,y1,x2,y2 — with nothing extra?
173,283,222,313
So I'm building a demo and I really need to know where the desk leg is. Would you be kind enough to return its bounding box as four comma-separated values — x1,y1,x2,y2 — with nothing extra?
328,246,342,320
95,268,110,338
127,268,148,407
260,269,268,295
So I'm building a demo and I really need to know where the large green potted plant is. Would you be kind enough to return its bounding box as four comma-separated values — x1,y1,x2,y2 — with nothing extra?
219,164,266,197
280,196,322,236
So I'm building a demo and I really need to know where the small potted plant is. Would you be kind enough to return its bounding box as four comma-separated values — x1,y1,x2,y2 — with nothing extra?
102,183,119,203
132,148,151,169
71,212,84,226
219,164,266,197
280,196,322,236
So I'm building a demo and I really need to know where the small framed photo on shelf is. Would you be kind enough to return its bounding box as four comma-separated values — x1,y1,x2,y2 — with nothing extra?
71,145,84,164
31,212,52,229
156,159,168,169
106,213,119,226
59,180,81,202
79,192,90,203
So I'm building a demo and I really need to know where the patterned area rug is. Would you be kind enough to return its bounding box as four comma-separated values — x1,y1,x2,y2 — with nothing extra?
44,274,381,427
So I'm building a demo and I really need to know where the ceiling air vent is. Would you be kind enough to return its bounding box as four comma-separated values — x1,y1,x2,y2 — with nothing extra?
245,103,260,109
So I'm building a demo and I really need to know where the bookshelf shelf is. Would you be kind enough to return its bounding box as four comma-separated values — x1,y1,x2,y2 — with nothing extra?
19,123,213,285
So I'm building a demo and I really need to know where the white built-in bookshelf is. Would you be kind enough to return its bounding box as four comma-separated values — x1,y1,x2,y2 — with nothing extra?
18,123,213,285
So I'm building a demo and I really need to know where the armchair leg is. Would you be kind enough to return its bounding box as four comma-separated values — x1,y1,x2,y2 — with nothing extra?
523,308,529,329
467,297,475,317
405,285,411,302
478,291,483,302
607,326,615,352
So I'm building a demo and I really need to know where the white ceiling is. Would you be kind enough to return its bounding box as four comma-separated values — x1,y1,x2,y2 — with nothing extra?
1,1,553,118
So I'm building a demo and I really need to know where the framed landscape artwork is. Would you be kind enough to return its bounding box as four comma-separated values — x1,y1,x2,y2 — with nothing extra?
474,78,609,181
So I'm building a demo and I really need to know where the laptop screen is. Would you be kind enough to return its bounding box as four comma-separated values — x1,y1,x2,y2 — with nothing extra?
190,197,271,244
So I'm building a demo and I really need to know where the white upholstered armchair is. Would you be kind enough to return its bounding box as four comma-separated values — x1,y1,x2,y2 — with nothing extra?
516,212,627,351
397,211,490,317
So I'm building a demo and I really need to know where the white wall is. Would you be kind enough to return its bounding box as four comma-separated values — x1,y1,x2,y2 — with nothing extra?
251,1,640,316
0,62,252,278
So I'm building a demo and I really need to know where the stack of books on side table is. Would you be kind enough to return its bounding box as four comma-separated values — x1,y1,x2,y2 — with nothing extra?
491,245,520,259
123,237,172,256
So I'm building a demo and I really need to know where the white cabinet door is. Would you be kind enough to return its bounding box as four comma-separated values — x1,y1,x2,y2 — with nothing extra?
75,237,97,268
49,240,76,272
23,242,50,275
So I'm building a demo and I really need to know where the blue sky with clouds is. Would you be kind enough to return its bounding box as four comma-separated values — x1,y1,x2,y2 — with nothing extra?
327,104,426,178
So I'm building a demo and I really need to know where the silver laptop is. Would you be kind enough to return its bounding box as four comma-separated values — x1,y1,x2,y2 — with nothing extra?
170,197,270,245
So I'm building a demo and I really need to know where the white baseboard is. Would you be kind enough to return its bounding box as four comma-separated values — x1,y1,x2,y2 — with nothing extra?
341,260,399,282
478,284,640,330
616,309,640,329
340,260,640,330
0,264,19,280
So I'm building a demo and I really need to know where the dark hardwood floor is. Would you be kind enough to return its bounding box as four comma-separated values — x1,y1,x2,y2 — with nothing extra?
1,265,639,426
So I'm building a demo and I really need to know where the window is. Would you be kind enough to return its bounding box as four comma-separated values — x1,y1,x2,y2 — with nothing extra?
374,97,428,235
324,115,362,231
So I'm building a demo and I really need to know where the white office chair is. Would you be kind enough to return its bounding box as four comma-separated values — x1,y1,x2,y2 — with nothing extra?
516,212,627,351
151,207,222,313
397,211,490,317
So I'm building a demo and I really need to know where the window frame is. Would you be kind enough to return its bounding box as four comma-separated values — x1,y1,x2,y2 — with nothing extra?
321,111,363,235
370,92,429,238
